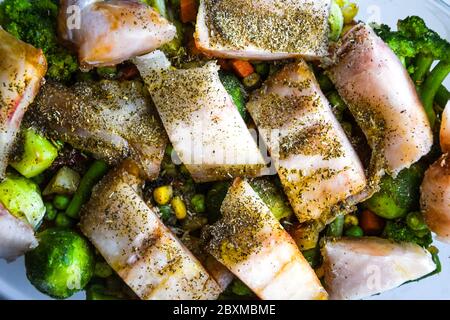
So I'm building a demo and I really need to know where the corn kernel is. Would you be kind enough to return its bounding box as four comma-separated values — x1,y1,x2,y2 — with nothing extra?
172,196,187,220
153,185,173,205
335,0,348,8
344,214,359,228
342,3,359,24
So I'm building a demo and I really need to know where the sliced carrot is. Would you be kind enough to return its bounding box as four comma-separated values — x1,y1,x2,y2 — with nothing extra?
360,210,385,236
230,60,255,78
180,0,198,23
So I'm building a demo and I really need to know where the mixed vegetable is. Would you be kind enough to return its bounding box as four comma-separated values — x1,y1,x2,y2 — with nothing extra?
0,0,448,300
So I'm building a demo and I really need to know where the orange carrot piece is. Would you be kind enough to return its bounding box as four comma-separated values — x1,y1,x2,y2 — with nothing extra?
360,210,385,236
230,60,255,78
180,0,198,23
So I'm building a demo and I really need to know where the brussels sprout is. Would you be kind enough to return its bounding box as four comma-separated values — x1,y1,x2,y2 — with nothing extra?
10,128,58,178
219,71,247,120
249,178,293,220
363,163,424,219
0,173,45,229
25,229,95,299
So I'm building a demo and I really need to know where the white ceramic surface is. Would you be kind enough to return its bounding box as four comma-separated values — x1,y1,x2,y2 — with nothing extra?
0,0,449,300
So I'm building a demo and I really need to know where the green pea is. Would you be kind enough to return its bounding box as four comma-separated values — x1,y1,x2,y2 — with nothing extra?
191,194,206,213
159,205,173,221
44,202,58,221
254,63,270,78
53,194,71,210
345,225,364,237
94,262,113,278
55,213,74,228
406,212,428,231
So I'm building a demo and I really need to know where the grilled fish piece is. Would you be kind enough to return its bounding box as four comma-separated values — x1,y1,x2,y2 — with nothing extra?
30,80,168,180
441,103,450,153
58,0,176,69
134,51,267,183
0,203,38,262
247,61,367,223
205,178,328,300
0,27,47,179
322,237,436,300
421,154,450,243
327,24,433,177
195,0,331,60
80,168,222,300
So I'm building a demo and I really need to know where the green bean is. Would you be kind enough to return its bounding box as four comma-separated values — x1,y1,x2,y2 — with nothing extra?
65,160,109,218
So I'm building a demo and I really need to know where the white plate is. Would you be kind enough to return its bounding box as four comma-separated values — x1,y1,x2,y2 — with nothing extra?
1,0,449,300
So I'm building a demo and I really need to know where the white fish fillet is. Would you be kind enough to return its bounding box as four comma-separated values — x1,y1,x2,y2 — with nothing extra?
206,178,328,300
0,27,47,179
58,0,176,69
421,154,450,243
31,80,168,180
134,51,267,183
80,168,221,300
327,24,433,176
0,203,37,262
322,237,436,300
247,61,367,223
195,0,331,60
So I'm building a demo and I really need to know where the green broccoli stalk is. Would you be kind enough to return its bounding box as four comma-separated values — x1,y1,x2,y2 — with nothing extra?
0,0,79,82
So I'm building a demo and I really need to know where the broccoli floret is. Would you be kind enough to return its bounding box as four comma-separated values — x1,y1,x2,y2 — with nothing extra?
25,228,95,299
382,220,432,248
0,0,79,82
372,23,418,60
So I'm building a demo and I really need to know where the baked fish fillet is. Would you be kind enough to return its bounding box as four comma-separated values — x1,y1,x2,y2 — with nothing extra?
195,0,331,60
322,237,436,300
58,0,176,69
134,51,267,183
327,24,433,177
80,168,222,300
205,178,328,300
30,80,168,180
0,27,47,179
247,61,367,223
